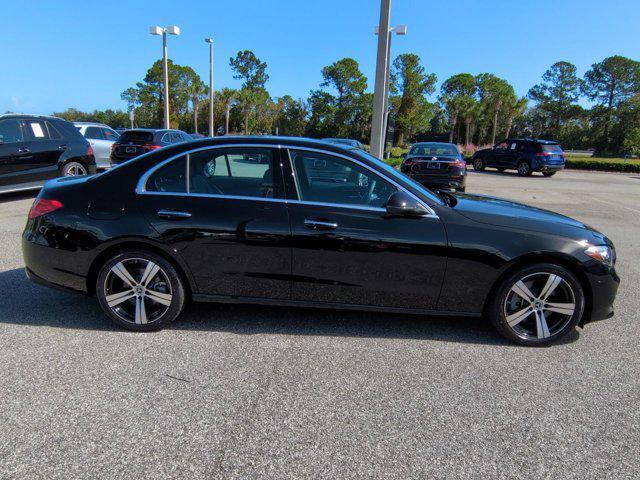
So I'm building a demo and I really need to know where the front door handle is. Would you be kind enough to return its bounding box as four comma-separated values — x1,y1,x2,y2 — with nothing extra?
58,144,68,151
304,218,338,230
157,209,192,220
18,147,30,154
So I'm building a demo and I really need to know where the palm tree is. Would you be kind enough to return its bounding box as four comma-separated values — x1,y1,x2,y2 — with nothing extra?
185,81,207,134
504,97,528,138
216,88,238,135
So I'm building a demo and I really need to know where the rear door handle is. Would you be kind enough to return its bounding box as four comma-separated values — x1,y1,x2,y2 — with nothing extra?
304,218,338,230
157,209,192,220
58,144,68,150
18,147,30,153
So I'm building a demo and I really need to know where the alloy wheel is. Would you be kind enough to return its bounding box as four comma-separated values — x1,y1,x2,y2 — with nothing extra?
517,162,530,176
473,158,484,171
65,163,88,176
503,272,576,340
103,258,173,325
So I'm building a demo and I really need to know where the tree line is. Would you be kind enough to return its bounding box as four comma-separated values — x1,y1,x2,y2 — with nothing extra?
53,52,640,155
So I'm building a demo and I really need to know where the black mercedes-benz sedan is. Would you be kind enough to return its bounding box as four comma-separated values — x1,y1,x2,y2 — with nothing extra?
400,142,467,192
22,137,619,345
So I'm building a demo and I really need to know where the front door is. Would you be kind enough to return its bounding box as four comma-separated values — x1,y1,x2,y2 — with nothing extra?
285,148,447,310
137,146,292,299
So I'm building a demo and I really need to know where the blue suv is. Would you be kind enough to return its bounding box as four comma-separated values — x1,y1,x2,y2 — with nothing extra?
471,138,565,177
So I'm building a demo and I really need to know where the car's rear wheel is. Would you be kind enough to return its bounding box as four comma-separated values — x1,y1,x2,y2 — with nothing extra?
543,171,556,177
96,250,186,331
472,158,485,171
61,161,88,176
456,187,466,193
487,263,585,346
517,160,532,176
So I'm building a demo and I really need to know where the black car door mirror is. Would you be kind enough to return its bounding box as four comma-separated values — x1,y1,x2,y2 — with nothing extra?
401,153,407,160
385,191,429,217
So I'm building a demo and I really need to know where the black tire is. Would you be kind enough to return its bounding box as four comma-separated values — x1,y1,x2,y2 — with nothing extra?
61,161,89,177
96,250,186,331
517,160,532,176
486,263,585,346
456,187,466,192
543,171,556,177
472,157,485,171
497,168,506,172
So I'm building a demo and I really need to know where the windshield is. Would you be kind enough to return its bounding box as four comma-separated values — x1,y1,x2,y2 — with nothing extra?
541,144,563,153
355,151,444,206
410,143,459,157
119,131,154,143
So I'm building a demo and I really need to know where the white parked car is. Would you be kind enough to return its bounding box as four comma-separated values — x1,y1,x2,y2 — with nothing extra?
74,122,120,170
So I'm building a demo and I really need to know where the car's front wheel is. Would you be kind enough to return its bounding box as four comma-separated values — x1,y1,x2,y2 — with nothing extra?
487,263,585,346
472,157,485,171
96,250,186,331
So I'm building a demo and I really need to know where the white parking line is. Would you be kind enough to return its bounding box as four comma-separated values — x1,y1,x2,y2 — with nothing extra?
590,197,640,214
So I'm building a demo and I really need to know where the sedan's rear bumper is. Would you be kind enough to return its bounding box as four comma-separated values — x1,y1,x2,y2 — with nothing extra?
407,173,467,190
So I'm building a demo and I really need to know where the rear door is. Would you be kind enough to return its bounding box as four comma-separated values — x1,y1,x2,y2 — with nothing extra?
284,148,447,310
0,118,34,188
7,118,62,184
137,146,292,299
84,126,113,168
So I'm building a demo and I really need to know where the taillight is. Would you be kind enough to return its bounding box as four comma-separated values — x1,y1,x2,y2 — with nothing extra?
143,144,162,151
453,159,467,169
536,152,550,158
28,199,63,219
87,145,94,157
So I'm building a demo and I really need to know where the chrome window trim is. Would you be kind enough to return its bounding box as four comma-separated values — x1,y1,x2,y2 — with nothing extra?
285,146,438,218
136,143,438,219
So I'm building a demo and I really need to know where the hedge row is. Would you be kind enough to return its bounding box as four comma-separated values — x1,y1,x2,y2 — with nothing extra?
386,156,640,173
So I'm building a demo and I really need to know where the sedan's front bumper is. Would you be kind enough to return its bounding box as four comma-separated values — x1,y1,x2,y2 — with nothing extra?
583,265,620,323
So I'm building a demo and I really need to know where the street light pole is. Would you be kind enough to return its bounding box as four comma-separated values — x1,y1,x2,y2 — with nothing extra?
370,0,391,159
150,25,180,130
205,38,214,137
162,31,170,129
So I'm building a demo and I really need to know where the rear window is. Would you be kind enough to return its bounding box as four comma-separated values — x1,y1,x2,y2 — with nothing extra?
540,144,563,153
119,131,154,143
410,143,459,156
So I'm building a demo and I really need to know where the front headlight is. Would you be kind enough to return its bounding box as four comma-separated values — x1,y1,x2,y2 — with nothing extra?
584,245,614,266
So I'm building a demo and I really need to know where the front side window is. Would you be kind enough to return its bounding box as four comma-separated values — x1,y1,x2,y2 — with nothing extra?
0,119,25,144
189,148,278,198
290,149,396,208
495,141,508,151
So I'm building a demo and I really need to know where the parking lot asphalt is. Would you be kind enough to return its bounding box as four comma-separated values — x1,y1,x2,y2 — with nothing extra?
0,169,638,479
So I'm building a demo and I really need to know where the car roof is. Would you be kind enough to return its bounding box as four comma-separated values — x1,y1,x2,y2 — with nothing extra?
0,113,64,121
506,138,559,144
411,142,458,147
73,122,110,127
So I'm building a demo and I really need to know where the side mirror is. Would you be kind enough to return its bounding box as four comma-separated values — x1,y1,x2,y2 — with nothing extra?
401,153,407,160
385,191,429,217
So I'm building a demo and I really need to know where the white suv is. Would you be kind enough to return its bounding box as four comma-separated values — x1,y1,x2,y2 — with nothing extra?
74,122,120,170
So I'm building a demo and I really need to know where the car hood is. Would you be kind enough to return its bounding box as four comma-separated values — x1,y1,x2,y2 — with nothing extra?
449,192,604,239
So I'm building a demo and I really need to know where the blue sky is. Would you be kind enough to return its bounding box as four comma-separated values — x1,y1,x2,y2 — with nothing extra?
2,0,639,114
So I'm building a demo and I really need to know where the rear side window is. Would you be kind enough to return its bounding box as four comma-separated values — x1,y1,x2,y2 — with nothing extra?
0,119,25,143
146,157,187,193
189,148,279,198
120,131,154,144
85,127,104,140
541,144,563,153
45,122,63,140
102,128,119,141
26,120,50,140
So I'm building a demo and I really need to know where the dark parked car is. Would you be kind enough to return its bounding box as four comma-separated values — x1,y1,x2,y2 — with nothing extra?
111,128,191,165
22,137,618,346
321,138,365,150
400,142,467,192
472,138,565,176
0,114,96,193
